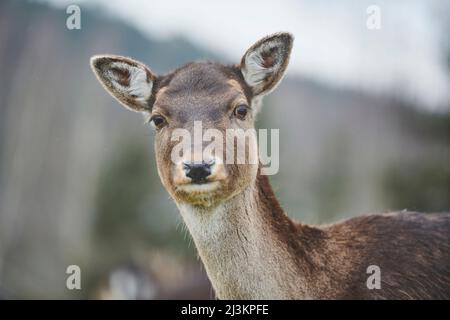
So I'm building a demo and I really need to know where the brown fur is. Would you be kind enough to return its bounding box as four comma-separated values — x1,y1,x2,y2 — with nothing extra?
255,173,450,299
90,33,450,299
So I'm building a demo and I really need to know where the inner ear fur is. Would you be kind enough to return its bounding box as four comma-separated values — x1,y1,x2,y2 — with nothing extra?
240,32,294,96
90,55,156,112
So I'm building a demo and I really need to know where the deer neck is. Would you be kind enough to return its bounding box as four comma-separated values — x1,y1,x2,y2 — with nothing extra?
177,174,319,299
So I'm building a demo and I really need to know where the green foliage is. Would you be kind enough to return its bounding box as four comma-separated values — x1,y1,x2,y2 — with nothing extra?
94,142,154,248
382,161,450,212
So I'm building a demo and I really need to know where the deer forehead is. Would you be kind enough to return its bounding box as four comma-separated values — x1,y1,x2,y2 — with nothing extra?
153,63,248,117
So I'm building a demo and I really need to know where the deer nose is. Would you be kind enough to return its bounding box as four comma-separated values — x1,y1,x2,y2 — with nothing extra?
183,161,214,184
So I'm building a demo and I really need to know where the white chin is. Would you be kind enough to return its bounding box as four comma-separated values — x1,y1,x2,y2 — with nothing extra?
177,181,221,193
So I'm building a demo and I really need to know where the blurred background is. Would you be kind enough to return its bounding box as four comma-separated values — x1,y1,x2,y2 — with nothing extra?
0,0,448,299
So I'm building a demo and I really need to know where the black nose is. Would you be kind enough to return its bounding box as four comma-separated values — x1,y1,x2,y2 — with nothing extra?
183,161,213,184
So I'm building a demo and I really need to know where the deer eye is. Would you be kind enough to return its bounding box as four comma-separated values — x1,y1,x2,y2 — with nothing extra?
234,104,249,120
149,114,166,129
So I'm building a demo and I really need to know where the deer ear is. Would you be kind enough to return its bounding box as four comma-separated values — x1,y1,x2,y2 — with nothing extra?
240,32,293,96
90,55,156,112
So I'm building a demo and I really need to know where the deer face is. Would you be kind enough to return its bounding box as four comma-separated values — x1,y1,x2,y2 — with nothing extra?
91,33,293,207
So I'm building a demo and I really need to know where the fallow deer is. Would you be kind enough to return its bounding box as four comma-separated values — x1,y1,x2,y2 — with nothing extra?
90,32,450,299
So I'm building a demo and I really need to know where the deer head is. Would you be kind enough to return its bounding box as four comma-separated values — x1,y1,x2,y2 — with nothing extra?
90,32,293,208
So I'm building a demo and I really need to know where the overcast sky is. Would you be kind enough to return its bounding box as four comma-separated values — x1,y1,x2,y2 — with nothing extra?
43,0,449,111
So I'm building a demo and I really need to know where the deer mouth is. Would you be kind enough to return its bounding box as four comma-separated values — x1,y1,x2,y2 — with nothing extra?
172,161,228,195
175,180,221,193
173,180,227,207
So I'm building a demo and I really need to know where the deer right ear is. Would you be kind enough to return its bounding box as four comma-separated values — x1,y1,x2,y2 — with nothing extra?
240,32,293,97
90,55,156,112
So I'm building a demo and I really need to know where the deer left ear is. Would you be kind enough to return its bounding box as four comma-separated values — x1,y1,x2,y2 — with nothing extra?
240,32,293,96
90,55,156,112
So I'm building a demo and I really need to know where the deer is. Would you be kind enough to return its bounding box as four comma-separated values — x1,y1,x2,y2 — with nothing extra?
90,32,450,299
